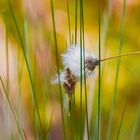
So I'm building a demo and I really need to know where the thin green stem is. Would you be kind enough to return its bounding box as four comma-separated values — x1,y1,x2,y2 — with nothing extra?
116,97,127,140
98,0,101,140
130,100,140,140
6,0,43,134
101,51,140,62
0,75,25,140
75,0,78,45
67,0,72,44
80,0,90,139
50,0,66,139
79,1,83,139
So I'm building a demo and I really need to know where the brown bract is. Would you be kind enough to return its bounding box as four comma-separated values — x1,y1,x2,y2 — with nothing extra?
63,67,76,97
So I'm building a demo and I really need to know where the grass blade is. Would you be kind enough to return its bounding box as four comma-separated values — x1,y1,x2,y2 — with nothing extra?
106,0,126,140
79,0,83,138
75,0,78,45
6,0,43,135
98,0,101,140
130,101,140,140
50,0,66,139
67,0,72,44
116,97,127,140
0,75,25,140
80,0,90,139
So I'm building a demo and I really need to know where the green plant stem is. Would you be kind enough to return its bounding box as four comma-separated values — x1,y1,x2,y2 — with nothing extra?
116,97,127,140
0,75,25,140
67,0,72,44
50,0,66,139
98,0,101,140
101,51,140,62
80,0,90,139
6,0,43,135
75,0,78,45
79,1,83,139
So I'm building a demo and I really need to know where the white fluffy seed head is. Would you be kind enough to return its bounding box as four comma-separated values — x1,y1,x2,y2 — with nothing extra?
62,44,98,79
51,44,98,84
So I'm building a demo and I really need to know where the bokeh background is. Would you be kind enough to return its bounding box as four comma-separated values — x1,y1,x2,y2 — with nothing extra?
0,0,140,139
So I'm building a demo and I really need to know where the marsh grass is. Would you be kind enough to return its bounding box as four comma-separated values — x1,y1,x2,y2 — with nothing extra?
1,0,140,140
6,0,44,138
50,0,66,139
98,0,101,140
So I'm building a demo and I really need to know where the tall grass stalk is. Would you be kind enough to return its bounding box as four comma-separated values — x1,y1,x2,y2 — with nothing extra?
80,0,90,139
0,75,25,140
5,23,13,140
50,0,66,139
75,0,78,45
131,101,140,140
116,96,127,140
98,0,101,139
67,0,72,44
6,0,43,135
79,0,83,138
106,0,126,140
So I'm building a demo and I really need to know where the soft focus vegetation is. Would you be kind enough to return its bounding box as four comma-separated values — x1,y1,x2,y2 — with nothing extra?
0,0,140,140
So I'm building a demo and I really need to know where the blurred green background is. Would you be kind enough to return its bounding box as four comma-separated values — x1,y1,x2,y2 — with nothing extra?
0,0,140,140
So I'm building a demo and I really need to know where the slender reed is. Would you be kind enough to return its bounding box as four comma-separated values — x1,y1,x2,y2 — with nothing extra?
116,96,127,140
67,0,72,44
0,75,25,140
50,0,66,139
80,0,90,139
75,0,78,45
79,1,83,138
98,0,101,139
6,0,43,134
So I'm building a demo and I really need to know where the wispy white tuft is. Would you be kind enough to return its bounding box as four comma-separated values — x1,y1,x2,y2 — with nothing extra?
51,44,98,85
51,71,65,84
62,44,97,79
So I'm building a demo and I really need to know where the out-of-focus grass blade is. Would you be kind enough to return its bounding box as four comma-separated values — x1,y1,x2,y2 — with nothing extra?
116,97,127,140
6,0,43,135
75,0,78,45
67,0,72,45
0,75,25,140
131,101,140,140
50,0,66,139
106,0,126,140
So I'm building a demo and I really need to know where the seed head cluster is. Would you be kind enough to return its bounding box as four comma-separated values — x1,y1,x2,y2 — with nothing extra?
52,44,98,96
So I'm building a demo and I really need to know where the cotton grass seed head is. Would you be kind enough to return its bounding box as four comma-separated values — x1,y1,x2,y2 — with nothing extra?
62,44,98,79
52,44,98,94
51,67,76,96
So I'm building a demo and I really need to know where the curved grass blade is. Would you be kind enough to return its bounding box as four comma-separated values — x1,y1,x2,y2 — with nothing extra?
50,0,66,139
0,75,25,140
101,51,140,62
6,0,43,135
